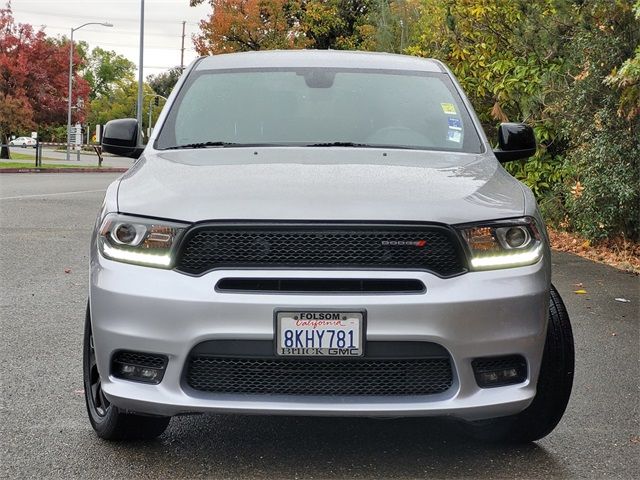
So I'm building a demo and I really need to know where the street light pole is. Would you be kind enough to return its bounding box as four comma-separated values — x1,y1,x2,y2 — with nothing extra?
66,21,113,162
66,28,74,162
136,0,145,144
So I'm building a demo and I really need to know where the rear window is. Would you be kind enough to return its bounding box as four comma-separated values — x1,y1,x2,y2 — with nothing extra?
155,68,482,153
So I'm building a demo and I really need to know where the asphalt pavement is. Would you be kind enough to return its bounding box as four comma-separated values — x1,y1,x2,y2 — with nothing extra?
0,173,638,479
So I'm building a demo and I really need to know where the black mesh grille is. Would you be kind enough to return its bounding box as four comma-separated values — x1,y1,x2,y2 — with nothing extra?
186,356,453,396
112,351,167,369
176,225,466,276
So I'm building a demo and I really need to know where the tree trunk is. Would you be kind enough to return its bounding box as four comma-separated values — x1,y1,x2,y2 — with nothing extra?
1,134,10,159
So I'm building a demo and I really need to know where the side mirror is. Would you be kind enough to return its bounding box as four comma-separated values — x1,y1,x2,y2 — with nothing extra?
493,123,537,163
102,119,144,159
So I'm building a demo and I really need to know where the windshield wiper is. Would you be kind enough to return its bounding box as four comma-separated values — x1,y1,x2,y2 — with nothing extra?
164,141,241,150
306,142,373,148
305,142,412,149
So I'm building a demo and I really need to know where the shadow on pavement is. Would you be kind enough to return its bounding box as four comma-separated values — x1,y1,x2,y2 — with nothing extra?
106,414,568,478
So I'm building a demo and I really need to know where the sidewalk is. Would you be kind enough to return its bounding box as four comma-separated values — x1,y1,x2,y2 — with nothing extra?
1,147,135,170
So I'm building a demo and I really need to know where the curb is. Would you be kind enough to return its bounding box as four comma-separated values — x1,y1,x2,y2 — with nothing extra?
0,167,128,173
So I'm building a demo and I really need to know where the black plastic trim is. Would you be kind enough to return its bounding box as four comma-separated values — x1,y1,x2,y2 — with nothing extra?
215,277,426,295
189,339,450,359
472,354,528,388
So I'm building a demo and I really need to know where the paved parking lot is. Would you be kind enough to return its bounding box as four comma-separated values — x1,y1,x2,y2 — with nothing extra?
1,173,638,479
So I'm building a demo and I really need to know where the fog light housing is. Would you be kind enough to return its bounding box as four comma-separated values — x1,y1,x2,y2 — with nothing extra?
472,355,527,388
111,351,168,384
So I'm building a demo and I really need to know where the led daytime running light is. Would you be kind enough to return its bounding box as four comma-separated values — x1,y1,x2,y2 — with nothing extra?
102,242,172,267
470,245,543,269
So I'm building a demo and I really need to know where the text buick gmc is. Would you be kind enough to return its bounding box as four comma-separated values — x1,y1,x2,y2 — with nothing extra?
86,50,574,443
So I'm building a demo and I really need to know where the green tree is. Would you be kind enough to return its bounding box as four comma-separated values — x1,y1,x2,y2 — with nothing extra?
370,0,421,53
80,46,136,100
605,1,640,121
301,0,377,50
89,79,161,139
147,67,182,98
557,0,639,241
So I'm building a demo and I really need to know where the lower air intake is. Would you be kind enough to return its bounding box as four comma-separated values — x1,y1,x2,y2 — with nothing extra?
186,356,453,396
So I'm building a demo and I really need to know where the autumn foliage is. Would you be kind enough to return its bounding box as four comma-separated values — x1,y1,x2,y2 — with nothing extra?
192,0,376,55
194,0,307,54
0,5,89,155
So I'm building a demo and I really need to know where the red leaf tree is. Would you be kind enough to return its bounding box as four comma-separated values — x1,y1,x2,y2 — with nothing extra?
0,4,90,157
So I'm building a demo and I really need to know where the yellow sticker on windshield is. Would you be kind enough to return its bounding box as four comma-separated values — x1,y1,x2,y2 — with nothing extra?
440,103,457,115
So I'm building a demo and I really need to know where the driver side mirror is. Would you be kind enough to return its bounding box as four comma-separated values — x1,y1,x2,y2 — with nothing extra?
102,119,144,159
493,123,537,163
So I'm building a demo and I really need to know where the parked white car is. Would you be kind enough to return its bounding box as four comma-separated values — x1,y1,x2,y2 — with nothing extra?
9,137,36,148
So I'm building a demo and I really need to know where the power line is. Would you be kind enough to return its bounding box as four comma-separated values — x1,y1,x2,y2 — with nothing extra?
12,9,202,25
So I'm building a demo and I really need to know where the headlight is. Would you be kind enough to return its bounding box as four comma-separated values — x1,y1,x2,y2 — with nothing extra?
456,217,544,270
98,213,188,268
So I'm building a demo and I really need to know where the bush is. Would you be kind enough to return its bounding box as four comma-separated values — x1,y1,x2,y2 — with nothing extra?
555,1,640,242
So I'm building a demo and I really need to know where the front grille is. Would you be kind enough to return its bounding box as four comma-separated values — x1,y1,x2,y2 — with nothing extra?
175,224,466,277
186,356,453,396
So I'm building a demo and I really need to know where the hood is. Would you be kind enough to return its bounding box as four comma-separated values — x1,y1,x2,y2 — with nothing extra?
116,148,525,225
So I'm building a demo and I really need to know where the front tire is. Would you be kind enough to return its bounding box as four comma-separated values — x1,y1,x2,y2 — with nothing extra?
83,302,170,441
464,284,574,443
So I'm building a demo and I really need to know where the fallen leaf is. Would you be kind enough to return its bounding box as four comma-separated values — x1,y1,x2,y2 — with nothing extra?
574,289,588,294
571,181,585,198
64,268,71,274
615,298,631,303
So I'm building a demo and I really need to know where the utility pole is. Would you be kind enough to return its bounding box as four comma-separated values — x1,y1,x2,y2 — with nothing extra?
180,21,186,72
136,0,145,144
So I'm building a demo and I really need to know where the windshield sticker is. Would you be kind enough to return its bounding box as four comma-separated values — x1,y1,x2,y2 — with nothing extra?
441,103,457,115
447,130,462,143
448,117,462,130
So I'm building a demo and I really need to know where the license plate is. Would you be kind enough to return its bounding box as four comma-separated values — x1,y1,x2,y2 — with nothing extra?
276,311,364,357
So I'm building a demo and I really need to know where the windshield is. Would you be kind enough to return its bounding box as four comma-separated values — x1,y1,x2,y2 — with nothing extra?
155,68,483,153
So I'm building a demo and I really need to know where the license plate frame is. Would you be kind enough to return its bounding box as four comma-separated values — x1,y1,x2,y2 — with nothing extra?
274,309,366,357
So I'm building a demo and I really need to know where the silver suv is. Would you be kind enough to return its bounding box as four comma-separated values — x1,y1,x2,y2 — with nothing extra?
85,50,574,443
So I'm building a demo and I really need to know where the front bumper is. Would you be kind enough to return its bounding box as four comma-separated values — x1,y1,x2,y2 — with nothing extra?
89,256,549,421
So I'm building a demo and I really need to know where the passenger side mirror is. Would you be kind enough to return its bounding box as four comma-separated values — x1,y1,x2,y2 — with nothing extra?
102,119,144,159
493,123,537,163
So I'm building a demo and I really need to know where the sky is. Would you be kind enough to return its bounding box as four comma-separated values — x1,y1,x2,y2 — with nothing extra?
9,0,211,76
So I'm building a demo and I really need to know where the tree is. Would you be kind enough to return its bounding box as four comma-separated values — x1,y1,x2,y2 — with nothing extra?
191,0,377,53
147,67,182,98
193,0,307,55
406,0,639,241
372,0,421,54
301,0,377,50
80,46,135,100
89,79,160,137
556,0,640,241
605,1,640,121
0,4,90,157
